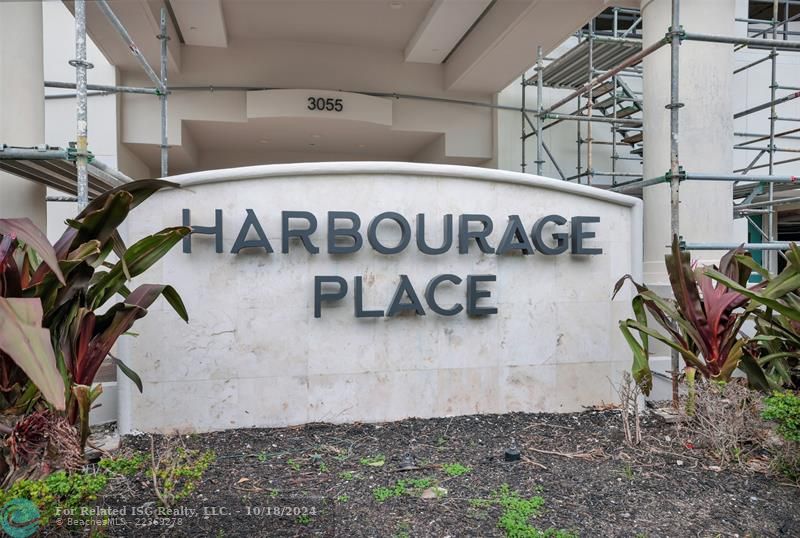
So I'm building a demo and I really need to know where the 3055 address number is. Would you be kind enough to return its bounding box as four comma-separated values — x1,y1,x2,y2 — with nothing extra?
308,97,343,112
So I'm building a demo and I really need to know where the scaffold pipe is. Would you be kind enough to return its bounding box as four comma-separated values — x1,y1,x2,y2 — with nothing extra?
610,176,667,192
686,173,799,183
543,37,668,114
0,147,69,160
683,32,800,51
734,90,800,119
74,0,89,211
682,242,793,251
737,195,800,210
45,81,158,95
96,0,164,91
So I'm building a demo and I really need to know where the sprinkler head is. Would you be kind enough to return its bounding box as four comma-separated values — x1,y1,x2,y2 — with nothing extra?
398,453,416,471
505,437,520,462
504,447,521,462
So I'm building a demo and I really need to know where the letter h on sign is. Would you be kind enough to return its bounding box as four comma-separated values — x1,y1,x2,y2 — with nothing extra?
182,209,223,253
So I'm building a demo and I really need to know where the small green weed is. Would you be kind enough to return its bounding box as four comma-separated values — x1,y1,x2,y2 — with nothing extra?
98,453,145,476
152,446,215,507
470,497,492,509
360,454,385,467
373,486,400,502
336,494,349,503
405,477,433,489
442,462,472,477
296,514,311,525
394,520,411,538
469,485,577,538
621,463,634,481
372,477,435,502
287,458,302,471
763,391,800,442
494,484,546,537
338,470,356,481
257,451,269,463
310,453,329,472
0,470,108,525
762,391,800,481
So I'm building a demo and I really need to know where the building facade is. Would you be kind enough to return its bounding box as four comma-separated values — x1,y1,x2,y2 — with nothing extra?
1,0,799,429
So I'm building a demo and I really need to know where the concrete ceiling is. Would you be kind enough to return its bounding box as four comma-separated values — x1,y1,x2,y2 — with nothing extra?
67,0,625,93
62,0,635,174
171,0,228,48
405,0,493,64
220,0,435,50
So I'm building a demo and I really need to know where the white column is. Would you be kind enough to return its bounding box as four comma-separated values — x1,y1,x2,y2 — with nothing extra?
0,2,46,230
641,0,735,284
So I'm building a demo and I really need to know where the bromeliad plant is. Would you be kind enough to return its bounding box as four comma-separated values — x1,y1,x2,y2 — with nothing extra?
0,180,189,482
613,236,757,395
706,243,800,390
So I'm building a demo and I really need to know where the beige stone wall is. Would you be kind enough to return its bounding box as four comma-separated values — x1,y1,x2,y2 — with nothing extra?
0,1,45,229
121,162,641,433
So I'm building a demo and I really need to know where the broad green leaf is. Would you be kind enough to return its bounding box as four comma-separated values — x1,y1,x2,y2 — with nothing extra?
623,319,706,374
735,254,770,279
109,353,143,393
0,297,65,410
88,227,190,309
74,304,146,385
77,179,178,220
631,294,649,357
739,354,772,392
706,269,800,322
716,339,745,381
665,236,705,334
717,246,752,288
618,321,652,395
161,285,188,323
76,283,183,387
752,335,780,342
67,239,102,262
73,191,133,249
757,351,800,366
88,239,115,270
0,218,65,285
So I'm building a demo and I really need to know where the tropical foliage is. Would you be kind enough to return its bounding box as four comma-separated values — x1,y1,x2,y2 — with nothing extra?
706,244,800,390
763,390,800,443
0,180,189,482
613,236,755,395
615,234,800,396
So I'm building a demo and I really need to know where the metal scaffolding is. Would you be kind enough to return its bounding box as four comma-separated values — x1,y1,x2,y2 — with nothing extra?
0,145,132,196
0,0,172,206
520,0,800,266
517,0,800,404
1,0,798,241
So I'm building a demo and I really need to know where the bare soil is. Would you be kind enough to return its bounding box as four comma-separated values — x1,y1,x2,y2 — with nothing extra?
47,410,800,537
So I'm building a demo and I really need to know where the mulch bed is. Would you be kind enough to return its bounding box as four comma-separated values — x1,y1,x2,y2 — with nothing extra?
54,410,799,537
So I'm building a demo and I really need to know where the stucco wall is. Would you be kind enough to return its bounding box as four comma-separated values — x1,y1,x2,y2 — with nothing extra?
121,162,642,433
